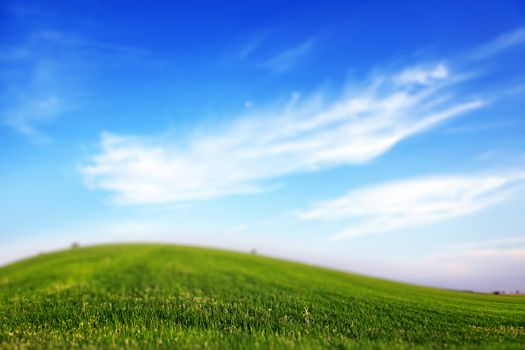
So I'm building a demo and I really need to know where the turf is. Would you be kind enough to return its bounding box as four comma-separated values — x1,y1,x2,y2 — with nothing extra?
0,244,523,349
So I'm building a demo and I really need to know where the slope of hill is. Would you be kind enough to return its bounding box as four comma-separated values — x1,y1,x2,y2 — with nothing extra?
0,244,523,349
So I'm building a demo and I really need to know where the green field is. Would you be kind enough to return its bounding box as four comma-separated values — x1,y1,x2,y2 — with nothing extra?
0,244,523,349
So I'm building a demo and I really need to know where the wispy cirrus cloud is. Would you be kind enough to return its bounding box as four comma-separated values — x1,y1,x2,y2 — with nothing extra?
35,30,150,57
0,33,72,143
238,34,266,61
261,38,317,73
470,26,525,60
4,93,66,144
81,60,485,205
0,26,151,143
299,172,525,239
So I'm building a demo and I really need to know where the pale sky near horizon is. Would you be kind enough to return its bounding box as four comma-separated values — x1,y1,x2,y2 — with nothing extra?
1,1,525,292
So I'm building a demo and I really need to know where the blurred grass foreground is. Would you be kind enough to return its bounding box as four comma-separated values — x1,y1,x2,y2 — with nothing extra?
0,244,524,349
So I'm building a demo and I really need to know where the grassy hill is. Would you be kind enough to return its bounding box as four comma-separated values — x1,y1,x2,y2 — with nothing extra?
0,244,523,349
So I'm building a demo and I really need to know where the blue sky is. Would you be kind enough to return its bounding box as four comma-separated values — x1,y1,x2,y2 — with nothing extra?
1,0,525,292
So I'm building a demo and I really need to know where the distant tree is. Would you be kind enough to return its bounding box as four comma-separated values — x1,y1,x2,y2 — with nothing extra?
71,242,80,249
492,291,500,295
517,290,520,295
250,248,257,255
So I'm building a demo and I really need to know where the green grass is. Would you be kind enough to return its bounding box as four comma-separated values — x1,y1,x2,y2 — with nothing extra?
0,244,523,349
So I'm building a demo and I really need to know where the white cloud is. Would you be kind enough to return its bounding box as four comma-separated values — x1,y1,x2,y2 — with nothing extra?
299,172,525,239
81,62,485,205
80,27,525,207
395,63,448,85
